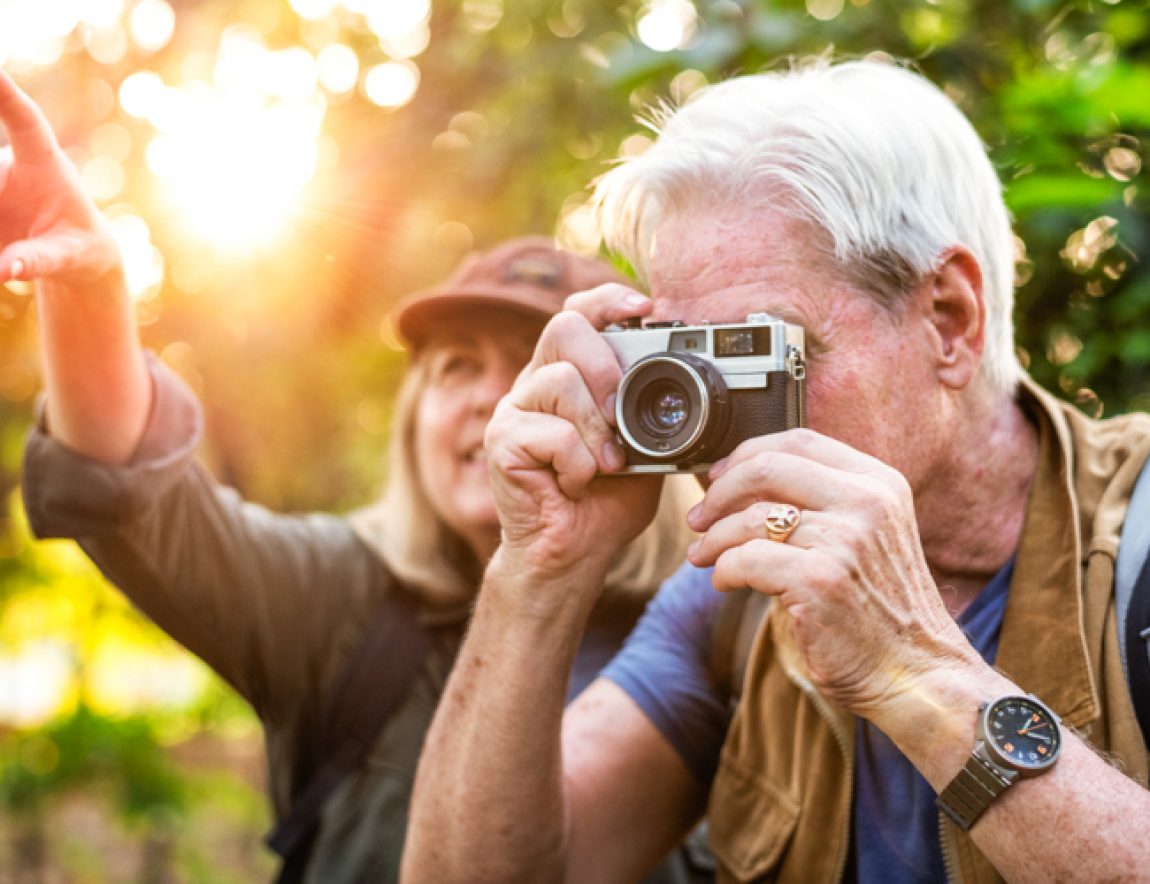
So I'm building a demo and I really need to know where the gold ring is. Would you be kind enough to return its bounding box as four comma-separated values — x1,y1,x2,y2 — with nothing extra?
764,503,801,543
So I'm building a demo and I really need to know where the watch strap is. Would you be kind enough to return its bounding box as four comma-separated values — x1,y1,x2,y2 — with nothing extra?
936,747,1017,831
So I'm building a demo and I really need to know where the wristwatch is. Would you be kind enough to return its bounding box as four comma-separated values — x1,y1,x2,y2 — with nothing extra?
935,694,1062,831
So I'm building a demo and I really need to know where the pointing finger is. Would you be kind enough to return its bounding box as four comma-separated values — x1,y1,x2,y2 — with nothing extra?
0,69,59,163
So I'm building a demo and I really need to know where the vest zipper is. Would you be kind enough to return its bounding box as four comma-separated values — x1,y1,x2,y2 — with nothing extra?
788,671,854,883
938,812,961,884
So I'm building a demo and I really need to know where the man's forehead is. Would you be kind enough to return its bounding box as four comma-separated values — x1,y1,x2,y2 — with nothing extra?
646,209,828,327
649,287,810,328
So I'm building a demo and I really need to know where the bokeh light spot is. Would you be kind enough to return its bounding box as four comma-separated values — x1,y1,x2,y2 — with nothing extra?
806,0,845,21
462,0,503,33
366,0,430,42
0,1,73,66
636,0,696,52
379,22,431,59
1104,146,1141,182
85,24,129,64
290,0,338,19
81,156,126,202
317,43,360,94
81,0,126,29
363,60,420,108
129,0,176,52
556,196,601,256
109,212,165,300
670,68,707,104
0,643,74,727
119,70,166,118
267,47,320,101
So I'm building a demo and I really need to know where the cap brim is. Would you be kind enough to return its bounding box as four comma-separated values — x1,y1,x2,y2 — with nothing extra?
393,285,559,348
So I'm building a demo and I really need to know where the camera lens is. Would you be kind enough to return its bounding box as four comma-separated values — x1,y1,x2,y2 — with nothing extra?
616,353,729,463
640,382,690,435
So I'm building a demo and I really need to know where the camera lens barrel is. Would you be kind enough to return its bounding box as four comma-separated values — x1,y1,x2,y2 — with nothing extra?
616,353,730,463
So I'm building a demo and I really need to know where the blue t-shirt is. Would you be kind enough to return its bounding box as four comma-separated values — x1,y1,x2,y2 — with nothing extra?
602,558,1014,882
849,558,1012,883
601,563,731,783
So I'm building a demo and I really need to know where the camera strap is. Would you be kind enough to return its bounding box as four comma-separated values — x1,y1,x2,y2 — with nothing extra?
710,585,770,705
1117,452,1150,749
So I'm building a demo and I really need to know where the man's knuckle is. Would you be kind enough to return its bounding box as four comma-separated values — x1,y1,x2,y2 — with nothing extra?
549,310,589,337
557,422,583,450
848,528,872,565
541,360,581,395
748,456,773,489
788,427,819,450
811,555,848,591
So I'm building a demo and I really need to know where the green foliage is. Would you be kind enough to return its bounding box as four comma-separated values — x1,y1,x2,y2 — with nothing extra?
0,704,186,820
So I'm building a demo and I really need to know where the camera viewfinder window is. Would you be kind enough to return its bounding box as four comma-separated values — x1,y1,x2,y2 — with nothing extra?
668,331,706,353
715,327,771,358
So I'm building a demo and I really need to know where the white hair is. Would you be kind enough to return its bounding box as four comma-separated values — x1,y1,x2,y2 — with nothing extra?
594,57,1023,393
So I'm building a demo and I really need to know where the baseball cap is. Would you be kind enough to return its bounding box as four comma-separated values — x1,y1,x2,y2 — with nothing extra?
392,236,625,349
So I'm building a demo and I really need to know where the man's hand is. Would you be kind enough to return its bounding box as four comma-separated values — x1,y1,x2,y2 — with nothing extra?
0,68,121,285
686,428,979,717
484,283,663,592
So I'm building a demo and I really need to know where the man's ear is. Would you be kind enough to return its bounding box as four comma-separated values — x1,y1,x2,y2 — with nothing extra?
921,246,984,390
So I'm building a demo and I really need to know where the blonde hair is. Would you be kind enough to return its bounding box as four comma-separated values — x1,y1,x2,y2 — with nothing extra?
350,346,699,609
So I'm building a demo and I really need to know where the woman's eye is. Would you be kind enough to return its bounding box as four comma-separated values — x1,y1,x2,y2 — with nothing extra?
435,353,480,381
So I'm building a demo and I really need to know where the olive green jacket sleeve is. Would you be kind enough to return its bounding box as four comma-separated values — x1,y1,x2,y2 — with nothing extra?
21,354,391,726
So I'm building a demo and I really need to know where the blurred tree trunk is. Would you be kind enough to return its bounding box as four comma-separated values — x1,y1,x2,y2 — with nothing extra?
10,815,46,884
139,824,177,884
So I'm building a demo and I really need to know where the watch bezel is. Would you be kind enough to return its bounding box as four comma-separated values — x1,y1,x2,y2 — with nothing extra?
978,694,1062,776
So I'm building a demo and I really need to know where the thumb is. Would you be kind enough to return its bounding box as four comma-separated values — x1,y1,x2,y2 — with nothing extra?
0,232,120,284
0,240,50,282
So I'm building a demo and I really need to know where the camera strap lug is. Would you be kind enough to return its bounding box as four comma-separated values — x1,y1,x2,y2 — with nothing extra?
786,346,806,381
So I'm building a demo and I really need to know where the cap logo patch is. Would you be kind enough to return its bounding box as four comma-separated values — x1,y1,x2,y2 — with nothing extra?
505,257,561,287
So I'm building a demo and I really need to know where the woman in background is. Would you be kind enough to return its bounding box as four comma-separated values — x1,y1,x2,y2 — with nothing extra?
2,70,699,882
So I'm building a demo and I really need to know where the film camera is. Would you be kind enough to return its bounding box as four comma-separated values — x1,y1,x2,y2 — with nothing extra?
601,313,806,473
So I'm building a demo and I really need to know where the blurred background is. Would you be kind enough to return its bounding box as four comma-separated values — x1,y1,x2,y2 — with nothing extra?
0,0,1146,879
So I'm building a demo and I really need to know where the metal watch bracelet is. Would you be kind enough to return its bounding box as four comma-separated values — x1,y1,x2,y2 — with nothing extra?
936,747,1018,831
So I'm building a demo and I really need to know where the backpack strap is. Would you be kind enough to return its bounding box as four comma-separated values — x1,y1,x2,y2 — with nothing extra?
710,587,771,704
1116,453,1150,749
267,583,432,883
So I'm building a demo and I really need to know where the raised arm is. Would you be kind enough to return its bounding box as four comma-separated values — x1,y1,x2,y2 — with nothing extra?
0,68,150,464
402,286,705,882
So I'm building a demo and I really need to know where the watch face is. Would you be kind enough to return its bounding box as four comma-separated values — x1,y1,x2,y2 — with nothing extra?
985,696,1061,772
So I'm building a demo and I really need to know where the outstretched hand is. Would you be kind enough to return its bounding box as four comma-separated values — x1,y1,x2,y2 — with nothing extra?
0,68,120,285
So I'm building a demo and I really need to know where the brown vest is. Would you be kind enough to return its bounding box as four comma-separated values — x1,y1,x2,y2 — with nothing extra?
706,380,1150,883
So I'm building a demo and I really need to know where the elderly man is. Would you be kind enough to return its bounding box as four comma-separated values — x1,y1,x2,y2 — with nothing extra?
403,58,1150,882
